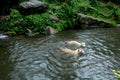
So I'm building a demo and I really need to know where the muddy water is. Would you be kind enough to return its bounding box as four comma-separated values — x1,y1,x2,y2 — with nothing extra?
0,28,120,80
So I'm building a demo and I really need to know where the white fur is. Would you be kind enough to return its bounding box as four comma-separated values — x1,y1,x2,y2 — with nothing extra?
65,41,85,47
59,47,85,55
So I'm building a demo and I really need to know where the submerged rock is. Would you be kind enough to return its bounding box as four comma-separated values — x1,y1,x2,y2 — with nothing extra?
0,34,9,39
117,24,120,27
76,13,114,28
0,33,10,48
19,0,49,15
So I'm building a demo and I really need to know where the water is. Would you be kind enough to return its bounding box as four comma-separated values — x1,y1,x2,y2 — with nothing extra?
0,28,120,80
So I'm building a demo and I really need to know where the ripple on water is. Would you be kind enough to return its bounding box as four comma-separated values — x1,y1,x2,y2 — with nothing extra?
6,28,120,80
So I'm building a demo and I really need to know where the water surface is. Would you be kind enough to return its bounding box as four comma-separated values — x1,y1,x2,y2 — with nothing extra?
0,28,120,80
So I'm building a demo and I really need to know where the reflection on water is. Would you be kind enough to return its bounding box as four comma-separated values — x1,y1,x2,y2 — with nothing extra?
0,28,120,80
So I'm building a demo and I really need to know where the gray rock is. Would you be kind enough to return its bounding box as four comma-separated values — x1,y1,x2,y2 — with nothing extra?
46,26,58,34
19,0,49,15
117,24,120,27
0,34,8,39
76,13,114,28
49,15,60,22
0,33,10,48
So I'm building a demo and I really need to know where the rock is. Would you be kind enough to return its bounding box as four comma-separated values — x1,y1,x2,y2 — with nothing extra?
26,28,39,37
19,0,49,15
0,33,11,48
49,15,60,22
46,26,58,34
117,24,120,27
76,13,114,28
0,34,9,39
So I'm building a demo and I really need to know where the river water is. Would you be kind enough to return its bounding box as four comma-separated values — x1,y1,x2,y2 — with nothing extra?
0,28,120,80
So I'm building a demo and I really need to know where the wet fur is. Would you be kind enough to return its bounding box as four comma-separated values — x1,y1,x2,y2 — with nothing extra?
65,41,85,47
59,47,84,55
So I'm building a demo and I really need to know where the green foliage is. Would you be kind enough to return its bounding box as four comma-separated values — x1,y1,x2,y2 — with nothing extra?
23,13,49,33
90,0,98,6
78,0,91,14
112,70,120,80
0,9,24,35
49,20,66,31
58,5,78,28
0,9,50,35
77,0,119,25
99,0,120,4
1,0,120,35
48,2,78,29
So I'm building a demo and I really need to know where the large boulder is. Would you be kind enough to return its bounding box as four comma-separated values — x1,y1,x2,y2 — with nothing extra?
76,13,114,29
19,0,49,15
117,24,120,27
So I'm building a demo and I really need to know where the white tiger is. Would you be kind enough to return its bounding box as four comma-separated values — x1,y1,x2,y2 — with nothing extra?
65,40,85,47
59,47,85,55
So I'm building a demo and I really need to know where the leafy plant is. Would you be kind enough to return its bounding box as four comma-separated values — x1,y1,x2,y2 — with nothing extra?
0,9,24,35
112,70,120,80
23,13,49,33
1,0,120,35
0,9,50,35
